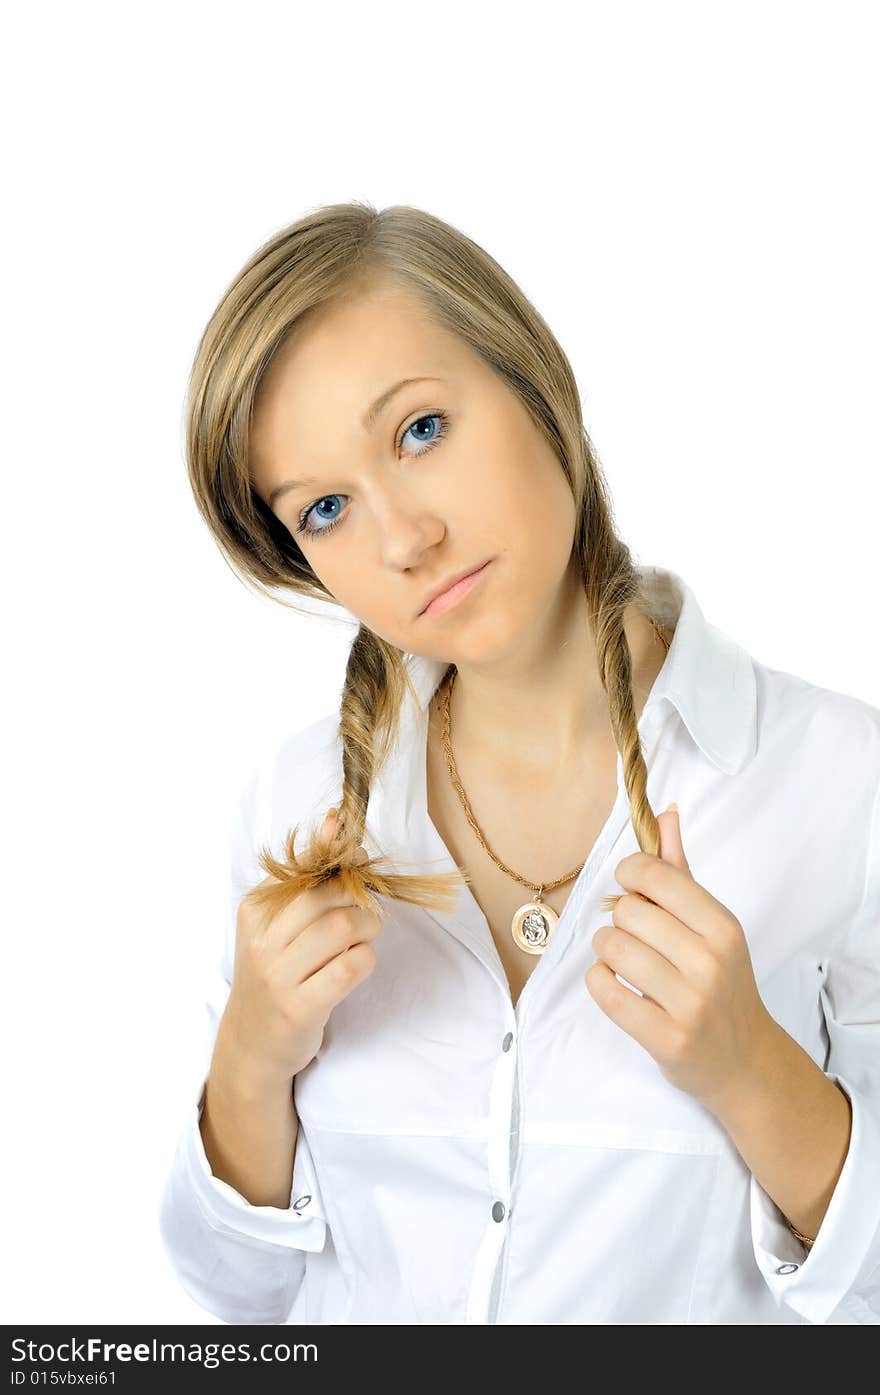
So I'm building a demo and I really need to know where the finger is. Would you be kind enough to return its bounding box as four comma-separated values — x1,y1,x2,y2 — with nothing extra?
611,897,715,976
592,927,695,1018
297,937,379,1019
585,959,669,1055
277,900,383,986
260,807,372,953
614,854,725,940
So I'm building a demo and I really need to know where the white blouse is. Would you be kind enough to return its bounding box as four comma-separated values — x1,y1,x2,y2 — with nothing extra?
158,564,880,1325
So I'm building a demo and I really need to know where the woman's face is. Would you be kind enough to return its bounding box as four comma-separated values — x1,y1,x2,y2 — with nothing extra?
250,279,578,669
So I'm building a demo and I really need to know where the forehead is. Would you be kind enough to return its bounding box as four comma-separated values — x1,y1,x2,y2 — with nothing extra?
264,283,454,400
249,284,466,482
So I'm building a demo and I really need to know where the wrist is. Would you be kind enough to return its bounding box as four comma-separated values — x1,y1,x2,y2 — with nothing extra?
701,1009,783,1127
211,1025,294,1105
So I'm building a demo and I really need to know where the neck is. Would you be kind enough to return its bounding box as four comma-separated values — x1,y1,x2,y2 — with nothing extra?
430,569,672,779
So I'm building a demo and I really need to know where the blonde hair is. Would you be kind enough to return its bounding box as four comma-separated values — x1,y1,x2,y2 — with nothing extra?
185,201,670,927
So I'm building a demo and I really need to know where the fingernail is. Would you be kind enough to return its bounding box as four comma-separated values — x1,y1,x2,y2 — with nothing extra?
666,801,679,814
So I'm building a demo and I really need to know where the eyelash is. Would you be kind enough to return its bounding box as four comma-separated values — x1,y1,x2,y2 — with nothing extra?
294,409,452,540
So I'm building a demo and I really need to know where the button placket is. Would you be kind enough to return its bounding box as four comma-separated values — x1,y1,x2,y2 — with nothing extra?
464,1019,517,1323
492,1032,516,1224
486,1022,516,1211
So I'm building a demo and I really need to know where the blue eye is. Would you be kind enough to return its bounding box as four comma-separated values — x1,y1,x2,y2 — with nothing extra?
294,410,452,540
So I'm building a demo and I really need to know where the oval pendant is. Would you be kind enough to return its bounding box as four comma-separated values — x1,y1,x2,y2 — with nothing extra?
511,897,559,955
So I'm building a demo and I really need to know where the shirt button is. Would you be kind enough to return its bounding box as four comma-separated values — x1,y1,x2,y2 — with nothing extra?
492,1201,506,1222
502,1032,513,1052
775,1263,799,1274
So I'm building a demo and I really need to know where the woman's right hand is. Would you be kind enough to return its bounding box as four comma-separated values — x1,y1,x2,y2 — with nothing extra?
215,808,381,1090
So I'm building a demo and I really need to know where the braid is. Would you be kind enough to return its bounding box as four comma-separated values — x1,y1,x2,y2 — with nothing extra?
243,627,463,932
595,588,671,917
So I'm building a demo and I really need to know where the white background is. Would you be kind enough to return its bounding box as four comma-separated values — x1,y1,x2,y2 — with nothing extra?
2,0,877,1323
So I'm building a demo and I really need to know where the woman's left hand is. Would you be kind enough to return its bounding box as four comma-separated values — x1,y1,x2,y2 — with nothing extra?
585,804,774,1115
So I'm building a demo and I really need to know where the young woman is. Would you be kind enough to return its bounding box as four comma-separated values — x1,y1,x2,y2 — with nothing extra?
159,202,880,1325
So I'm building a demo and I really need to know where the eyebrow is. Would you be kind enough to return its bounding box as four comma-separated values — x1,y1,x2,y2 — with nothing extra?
266,376,446,509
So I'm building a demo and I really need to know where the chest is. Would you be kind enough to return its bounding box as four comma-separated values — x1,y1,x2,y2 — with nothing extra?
425,719,620,1009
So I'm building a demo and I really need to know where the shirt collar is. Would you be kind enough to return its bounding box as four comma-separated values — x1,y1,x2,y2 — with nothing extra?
401,563,758,777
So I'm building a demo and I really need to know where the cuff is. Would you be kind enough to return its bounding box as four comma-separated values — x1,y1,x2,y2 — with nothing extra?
185,1079,328,1253
749,1072,880,1323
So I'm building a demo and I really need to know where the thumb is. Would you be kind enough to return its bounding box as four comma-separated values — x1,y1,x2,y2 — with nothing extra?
320,807,368,866
659,801,691,874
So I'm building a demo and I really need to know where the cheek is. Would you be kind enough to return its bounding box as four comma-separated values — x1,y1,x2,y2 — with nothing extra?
492,455,576,568
299,553,367,618
319,559,408,639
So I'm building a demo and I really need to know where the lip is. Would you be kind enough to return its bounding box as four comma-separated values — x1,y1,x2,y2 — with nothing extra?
417,559,494,618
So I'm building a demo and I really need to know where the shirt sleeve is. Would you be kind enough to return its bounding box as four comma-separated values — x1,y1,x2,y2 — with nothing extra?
749,780,880,1325
157,758,330,1325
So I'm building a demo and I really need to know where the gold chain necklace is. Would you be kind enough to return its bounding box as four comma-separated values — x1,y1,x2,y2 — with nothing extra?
437,617,672,957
